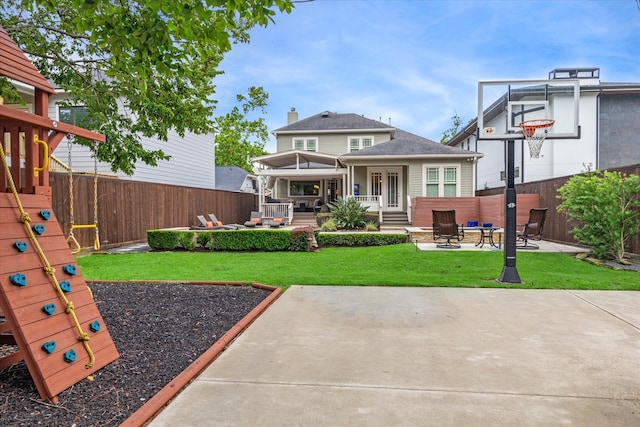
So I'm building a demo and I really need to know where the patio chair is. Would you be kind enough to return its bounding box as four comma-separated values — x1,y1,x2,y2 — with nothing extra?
189,215,235,230
244,211,263,228
432,210,465,249
208,213,245,230
266,211,286,228
517,208,548,250
312,198,322,214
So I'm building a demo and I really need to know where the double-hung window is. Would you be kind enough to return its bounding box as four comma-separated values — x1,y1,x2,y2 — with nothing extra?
424,165,460,197
348,136,373,152
293,138,317,152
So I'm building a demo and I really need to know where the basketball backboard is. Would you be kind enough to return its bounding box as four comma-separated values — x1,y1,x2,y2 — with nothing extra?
477,79,580,140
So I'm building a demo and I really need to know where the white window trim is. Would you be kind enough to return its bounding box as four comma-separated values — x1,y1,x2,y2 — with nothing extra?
347,135,375,152
422,163,461,197
292,137,318,152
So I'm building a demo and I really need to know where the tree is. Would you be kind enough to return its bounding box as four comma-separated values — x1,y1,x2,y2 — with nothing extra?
213,86,269,173
557,170,640,264
440,112,462,144
0,0,294,174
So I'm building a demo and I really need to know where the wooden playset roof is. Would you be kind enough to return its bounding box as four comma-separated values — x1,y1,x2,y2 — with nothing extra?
0,26,55,94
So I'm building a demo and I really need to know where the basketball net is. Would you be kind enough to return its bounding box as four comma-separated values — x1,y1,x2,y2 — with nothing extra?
519,119,554,159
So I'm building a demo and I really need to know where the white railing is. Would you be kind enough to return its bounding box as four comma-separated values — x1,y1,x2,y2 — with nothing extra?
406,195,412,225
260,202,293,224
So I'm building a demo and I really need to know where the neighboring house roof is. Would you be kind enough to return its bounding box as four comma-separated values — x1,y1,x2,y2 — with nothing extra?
0,26,55,94
273,111,394,134
342,128,482,159
215,166,255,192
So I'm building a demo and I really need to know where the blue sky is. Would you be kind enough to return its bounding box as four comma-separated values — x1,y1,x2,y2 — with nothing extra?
214,0,640,152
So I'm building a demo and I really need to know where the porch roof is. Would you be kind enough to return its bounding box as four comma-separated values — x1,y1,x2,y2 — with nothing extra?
254,149,345,169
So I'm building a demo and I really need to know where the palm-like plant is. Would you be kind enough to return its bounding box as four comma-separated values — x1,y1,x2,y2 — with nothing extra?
327,196,369,229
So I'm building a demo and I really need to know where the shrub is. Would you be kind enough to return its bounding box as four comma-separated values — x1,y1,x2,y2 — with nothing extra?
320,219,337,232
327,196,369,229
363,213,380,228
290,227,316,252
317,233,408,247
364,221,378,231
557,170,640,264
316,212,333,227
147,230,182,250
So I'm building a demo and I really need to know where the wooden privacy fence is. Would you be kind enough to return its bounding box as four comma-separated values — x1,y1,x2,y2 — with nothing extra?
476,164,640,255
49,172,258,249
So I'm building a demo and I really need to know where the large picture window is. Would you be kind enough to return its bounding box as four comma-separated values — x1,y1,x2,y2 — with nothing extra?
289,180,320,196
424,165,460,197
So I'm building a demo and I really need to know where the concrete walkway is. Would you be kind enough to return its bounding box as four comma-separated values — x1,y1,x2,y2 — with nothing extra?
149,286,640,426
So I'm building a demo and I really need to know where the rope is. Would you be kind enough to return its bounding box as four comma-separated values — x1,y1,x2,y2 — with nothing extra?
0,140,95,369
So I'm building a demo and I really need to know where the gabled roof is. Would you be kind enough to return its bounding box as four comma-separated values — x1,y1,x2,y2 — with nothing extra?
0,26,55,94
273,111,394,134
254,150,342,169
342,128,482,159
215,166,255,191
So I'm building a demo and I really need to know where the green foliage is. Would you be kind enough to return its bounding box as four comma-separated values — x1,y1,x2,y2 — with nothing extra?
315,212,333,227
440,112,462,144
363,213,380,228
327,196,369,229
0,0,294,174
317,233,408,247
557,170,640,263
320,219,337,232
213,86,269,172
364,222,378,231
0,77,24,104
147,230,180,250
290,227,315,252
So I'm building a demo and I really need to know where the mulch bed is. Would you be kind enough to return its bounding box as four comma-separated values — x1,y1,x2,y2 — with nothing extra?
0,282,271,426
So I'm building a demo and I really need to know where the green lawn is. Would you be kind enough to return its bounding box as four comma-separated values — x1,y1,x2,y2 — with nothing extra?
76,244,640,291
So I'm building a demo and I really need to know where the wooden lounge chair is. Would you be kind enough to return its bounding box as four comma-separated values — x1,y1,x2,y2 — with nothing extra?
266,211,286,228
517,208,548,250
432,210,464,249
244,211,263,228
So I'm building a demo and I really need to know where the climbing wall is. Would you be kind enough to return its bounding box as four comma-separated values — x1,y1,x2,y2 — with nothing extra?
0,192,119,402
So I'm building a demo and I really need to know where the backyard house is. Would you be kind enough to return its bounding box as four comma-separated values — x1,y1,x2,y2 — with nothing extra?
253,109,483,224
448,67,640,190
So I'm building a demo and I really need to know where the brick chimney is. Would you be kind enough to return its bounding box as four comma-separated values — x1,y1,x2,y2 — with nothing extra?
287,107,298,124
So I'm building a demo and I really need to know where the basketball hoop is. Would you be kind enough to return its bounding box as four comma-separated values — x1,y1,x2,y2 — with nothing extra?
519,119,554,159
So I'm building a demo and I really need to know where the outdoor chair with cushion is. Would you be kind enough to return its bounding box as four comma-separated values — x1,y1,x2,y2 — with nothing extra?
190,214,227,230
517,208,548,250
208,213,245,230
267,211,286,228
244,211,263,227
312,198,322,214
432,210,465,249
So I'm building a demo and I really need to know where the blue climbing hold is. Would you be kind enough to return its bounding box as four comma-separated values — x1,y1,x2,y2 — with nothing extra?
63,349,76,363
62,264,77,276
9,274,26,287
59,280,71,293
42,303,56,315
89,320,101,332
39,210,51,220
32,224,45,235
13,241,28,252
42,341,56,354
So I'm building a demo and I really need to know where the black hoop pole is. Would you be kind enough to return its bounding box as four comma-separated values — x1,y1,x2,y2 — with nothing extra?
498,139,522,284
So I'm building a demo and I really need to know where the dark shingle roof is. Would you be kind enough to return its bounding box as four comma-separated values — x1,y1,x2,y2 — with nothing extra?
342,129,480,157
273,111,393,133
215,166,253,191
